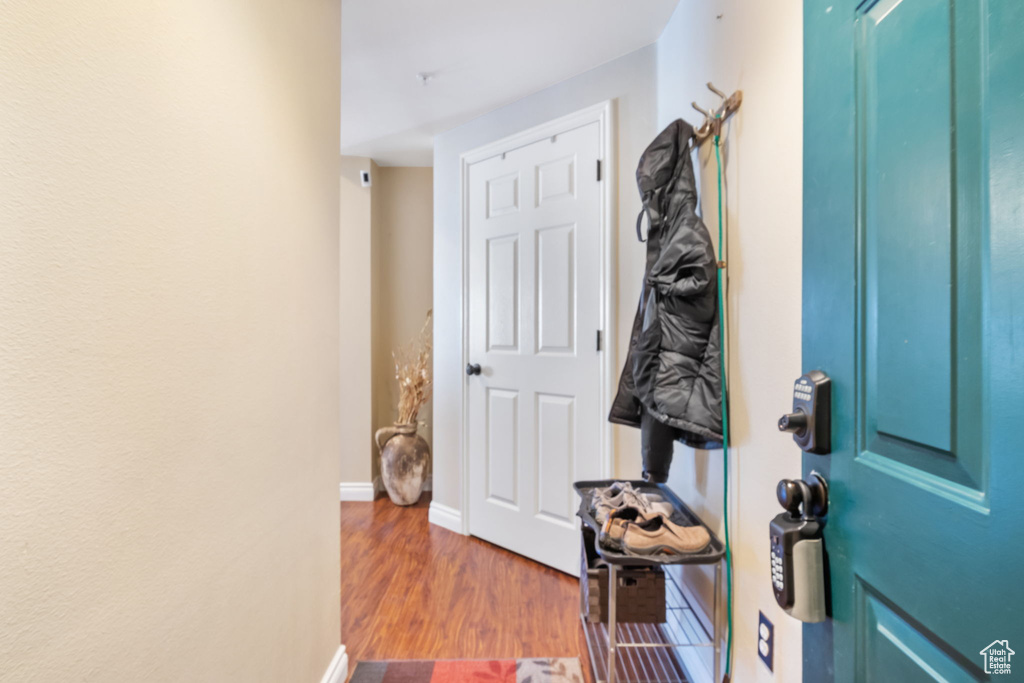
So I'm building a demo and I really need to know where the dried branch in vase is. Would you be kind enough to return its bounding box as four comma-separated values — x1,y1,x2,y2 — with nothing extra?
393,310,433,425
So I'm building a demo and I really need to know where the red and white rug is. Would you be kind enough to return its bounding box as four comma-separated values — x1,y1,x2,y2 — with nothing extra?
349,658,584,683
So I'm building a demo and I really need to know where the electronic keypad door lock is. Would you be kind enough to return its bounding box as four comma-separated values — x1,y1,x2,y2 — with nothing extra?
778,370,831,454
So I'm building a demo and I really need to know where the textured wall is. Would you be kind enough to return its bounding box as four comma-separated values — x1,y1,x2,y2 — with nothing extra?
0,2,342,681
340,156,375,485
371,167,434,482
658,1,805,681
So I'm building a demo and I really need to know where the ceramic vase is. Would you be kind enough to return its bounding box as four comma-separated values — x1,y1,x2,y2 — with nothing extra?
374,423,430,506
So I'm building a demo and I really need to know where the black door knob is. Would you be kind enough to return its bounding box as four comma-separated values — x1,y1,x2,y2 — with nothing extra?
776,479,806,515
466,363,482,376
778,411,808,435
776,474,829,519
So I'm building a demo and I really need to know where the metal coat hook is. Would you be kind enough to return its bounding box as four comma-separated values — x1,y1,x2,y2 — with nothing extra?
691,82,743,145
707,82,727,100
692,101,714,119
691,102,714,142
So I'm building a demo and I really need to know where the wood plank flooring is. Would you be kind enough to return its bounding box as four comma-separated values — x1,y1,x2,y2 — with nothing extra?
341,495,590,679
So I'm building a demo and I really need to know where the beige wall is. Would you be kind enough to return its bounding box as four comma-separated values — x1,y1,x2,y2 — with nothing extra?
339,163,434,487
0,2,342,681
340,156,376,485
658,1,805,681
371,167,434,482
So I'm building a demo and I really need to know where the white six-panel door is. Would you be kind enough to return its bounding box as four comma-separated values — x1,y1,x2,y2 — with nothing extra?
466,121,603,575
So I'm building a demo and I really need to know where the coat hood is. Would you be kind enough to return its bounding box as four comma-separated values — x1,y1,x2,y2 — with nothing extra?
637,119,695,196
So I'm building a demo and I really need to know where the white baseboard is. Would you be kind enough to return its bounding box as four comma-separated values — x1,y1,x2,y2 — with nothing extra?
428,501,464,534
338,482,375,502
320,644,348,683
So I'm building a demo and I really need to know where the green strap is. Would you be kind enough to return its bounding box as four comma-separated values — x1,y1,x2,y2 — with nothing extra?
713,122,733,682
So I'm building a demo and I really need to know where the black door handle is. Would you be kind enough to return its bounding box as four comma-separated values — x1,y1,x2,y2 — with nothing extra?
778,412,809,435
466,363,482,376
776,473,829,519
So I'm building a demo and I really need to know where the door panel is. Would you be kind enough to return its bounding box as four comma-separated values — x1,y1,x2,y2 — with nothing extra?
486,388,519,507
536,223,576,353
536,392,575,524
487,172,520,218
486,234,520,352
858,0,986,493
536,155,576,206
467,122,603,575
804,1,1024,681
857,582,978,683
861,0,955,453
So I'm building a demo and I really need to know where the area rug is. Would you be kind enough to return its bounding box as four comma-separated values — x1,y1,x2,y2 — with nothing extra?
349,658,584,683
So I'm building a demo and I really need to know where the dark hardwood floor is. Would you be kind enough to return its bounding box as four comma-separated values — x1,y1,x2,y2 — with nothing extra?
341,494,590,679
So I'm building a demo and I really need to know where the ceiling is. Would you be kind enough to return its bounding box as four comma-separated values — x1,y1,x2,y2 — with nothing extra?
340,0,679,167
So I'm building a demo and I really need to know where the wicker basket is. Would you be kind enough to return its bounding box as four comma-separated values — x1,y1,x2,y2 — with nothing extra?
579,526,666,624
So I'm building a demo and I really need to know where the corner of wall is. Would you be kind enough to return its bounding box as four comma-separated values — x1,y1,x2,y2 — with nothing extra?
369,159,384,484
340,155,377,487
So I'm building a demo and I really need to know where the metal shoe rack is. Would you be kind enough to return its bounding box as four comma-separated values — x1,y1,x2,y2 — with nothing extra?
574,481,726,683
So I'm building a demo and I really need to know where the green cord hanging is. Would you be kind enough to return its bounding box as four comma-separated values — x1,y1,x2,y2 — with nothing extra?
713,121,733,682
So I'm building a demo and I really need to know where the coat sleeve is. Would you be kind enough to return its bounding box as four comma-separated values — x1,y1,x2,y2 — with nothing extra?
658,262,714,297
647,242,715,298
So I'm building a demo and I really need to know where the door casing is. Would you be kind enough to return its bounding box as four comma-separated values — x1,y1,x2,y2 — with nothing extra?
457,100,617,534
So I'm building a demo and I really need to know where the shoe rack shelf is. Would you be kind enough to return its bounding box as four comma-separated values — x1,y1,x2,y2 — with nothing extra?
575,481,724,683
581,566,721,683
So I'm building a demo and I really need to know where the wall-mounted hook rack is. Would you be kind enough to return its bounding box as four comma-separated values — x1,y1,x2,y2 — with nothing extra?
692,81,742,145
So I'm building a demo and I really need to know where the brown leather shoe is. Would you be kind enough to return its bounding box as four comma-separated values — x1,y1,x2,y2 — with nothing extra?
620,515,711,556
599,506,657,550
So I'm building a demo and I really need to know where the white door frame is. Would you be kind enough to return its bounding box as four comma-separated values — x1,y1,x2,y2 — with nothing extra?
457,100,617,535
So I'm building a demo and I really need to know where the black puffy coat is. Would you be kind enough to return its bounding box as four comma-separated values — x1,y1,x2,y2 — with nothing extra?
608,119,723,449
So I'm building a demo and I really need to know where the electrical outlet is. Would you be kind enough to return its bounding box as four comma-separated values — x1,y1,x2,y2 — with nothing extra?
758,611,774,672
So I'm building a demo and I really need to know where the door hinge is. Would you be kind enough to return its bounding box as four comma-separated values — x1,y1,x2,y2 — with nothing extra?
596,330,603,351
596,159,603,181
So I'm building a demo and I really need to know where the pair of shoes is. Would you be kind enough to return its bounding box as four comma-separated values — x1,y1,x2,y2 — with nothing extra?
592,482,673,524
600,507,711,556
597,506,659,550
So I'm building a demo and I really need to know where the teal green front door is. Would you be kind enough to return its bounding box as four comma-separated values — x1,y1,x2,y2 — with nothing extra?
803,1,1024,681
